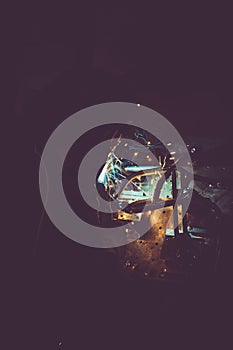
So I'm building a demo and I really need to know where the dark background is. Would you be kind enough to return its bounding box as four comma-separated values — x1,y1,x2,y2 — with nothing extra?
5,2,233,349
